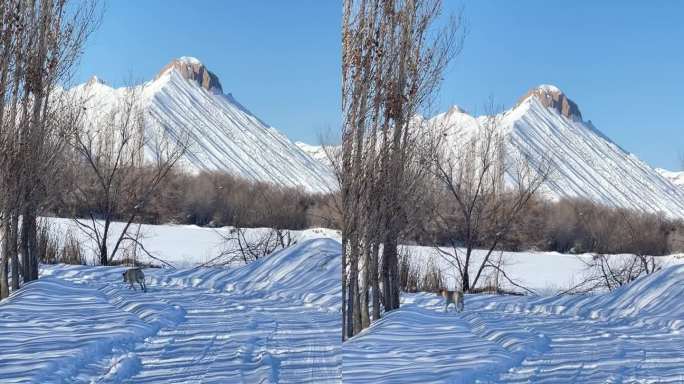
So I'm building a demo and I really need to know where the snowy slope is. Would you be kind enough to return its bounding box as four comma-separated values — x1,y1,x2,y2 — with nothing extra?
429,85,684,218
403,244,683,295
69,57,336,194
44,216,681,293
656,168,684,189
295,141,334,167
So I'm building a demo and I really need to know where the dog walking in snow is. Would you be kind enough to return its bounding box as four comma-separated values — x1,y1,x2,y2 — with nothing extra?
123,268,147,292
438,288,464,312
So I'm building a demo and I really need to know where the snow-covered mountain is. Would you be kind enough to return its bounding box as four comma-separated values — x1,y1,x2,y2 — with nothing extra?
295,141,334,167
656,168,684,190
70,57,336,194
426,85,684,218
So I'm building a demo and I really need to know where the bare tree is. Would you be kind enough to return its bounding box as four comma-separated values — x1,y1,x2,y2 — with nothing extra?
572,208,669,292
429,109,552,293
0,0,98,299
204,227,296,267
340,0,464,339
69,87,187,265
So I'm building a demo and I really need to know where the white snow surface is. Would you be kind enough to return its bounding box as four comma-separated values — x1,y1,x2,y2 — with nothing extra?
43,216,680,293
177,56,202,65
0,238,341,383
68,60,336,194
295,142,334,167
656,168,684,189
535,84,563,93
45,217,340,268
343,263,684,383
403,245,683,295
427,88,684,218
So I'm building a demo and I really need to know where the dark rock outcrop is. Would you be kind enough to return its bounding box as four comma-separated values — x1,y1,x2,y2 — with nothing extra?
157,57,223,94
519,85,582,121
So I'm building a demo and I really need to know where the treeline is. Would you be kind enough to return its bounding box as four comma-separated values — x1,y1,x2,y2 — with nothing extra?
52,169,340,231
50,163,681,259
48,157,680,258
512,198,678,255
415,196,681,256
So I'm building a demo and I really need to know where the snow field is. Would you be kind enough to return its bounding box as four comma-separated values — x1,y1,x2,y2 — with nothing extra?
2,221,684,383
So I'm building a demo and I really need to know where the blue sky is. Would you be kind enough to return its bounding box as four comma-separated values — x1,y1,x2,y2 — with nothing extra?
76,1,682,170
75,1,341,148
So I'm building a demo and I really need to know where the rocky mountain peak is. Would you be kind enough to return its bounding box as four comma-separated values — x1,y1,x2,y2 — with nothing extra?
518,84,582,121
157,56,223,94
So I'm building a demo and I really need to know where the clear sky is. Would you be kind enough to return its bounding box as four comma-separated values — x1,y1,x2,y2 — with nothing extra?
76,1,682,170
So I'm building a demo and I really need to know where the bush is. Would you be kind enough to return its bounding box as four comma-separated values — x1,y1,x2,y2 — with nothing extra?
416,194,680,256
399,250,445,293
37,223,85,265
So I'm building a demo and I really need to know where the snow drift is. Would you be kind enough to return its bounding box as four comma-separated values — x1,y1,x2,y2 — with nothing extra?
344,263,684,383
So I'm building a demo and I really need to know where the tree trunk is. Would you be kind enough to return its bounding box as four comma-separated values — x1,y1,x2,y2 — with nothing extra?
1,215,10,299
345,245,356,339
345,235,362,339
100,219,110,265
0,254,8,299
341,237,347,341
382,234,400,311
462,246,471,292
371,242,381,321
359,240,371,329
21,205,39,281
10,214,19,291
350,239,362,336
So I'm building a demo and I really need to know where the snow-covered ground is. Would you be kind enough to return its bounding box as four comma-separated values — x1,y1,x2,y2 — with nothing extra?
3,220,684,383
403,245,684,295
295,142,334,168
0,239,341,383
44,217,340,268
657,168,684,190
46,217,682,295
343,264,684,383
